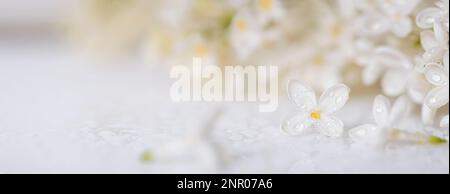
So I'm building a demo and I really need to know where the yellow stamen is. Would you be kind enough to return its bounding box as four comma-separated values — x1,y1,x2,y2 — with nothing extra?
312,55,325,65
236,19,248,32
310,111,321,120
259,0,273,11
194,44,208,57
331,23,343,39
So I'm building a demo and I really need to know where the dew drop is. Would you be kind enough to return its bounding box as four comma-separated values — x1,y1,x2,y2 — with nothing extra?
431,74,441,82
429,97,437,104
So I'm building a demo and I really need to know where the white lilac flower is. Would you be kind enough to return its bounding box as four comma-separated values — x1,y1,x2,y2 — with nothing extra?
230,11,263,60
300,52,346,92
422,55,449,125
350,95,447,146
255,0,285,24
175,35,218,66
416,0,449,32
281,81,350,138
416,26,449,71
360,0,419,38
361,47,413,97
349,95,410,147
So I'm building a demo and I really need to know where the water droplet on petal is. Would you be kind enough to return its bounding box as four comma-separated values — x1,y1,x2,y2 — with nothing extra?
431,74,441,82
429,97,437,104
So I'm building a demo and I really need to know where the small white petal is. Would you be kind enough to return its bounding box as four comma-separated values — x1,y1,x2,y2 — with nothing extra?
392,17,412,38
287,80,317,112
424,86,449,109
373,95,391,127
389,95,410,123
421,104,436,125
280,112,313,136
316,115,344,138
348,124,378,140
440,115,449,128
363,62,383,85
433,21,448,43
416,8,440,29
361,14,389,35
374,47,411,69
318,84,350,114
420,30,439,51
424,64,449,86
407,73,430,103
381,68,408,97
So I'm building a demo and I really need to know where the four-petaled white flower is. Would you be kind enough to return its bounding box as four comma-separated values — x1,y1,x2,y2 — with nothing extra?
349,95,410,147
281,81,350,138
422,52,449,128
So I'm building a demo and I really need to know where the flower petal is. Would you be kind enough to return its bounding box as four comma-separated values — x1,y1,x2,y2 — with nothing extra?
421,104,436,125
424,86,449,109
407,72,430,103
381,68,408,97
316,115,344,138
280,112,313,136
389,95,410,124
374,47,411,69
363,62,383,85
440,115,449,128
416,7,440,29
433,20,448,43
424,64,449,86
287,80,317,112
373,95,391,127
420,30,439,51
392,17,412,38
318,84,350,114
348,124,378,141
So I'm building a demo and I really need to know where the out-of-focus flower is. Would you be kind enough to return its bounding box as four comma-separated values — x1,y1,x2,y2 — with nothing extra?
300,52,346,92
230,11,263,60
359,0,419,38
416,0,449,32
361,47,414,97
255,0,285,24
281,81,350,138
349,95,410,147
